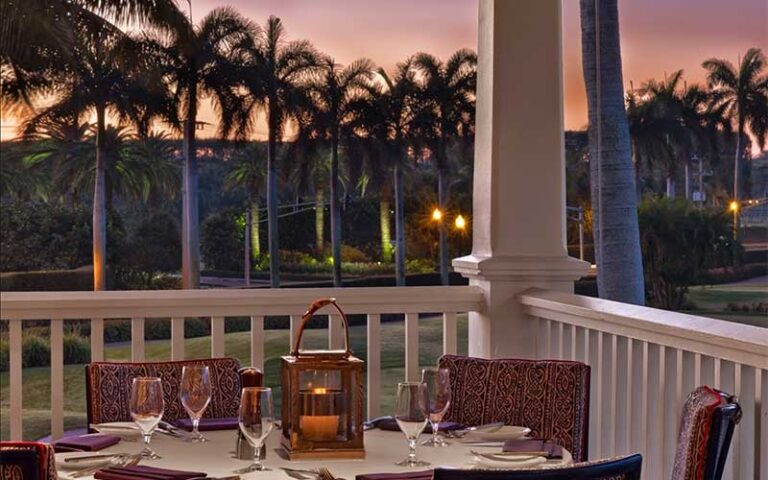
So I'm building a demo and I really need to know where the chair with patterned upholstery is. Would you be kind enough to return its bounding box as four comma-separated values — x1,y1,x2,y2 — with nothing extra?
433,454,642,480
671,386,741,480
85,357,242,427
0,442,58,480
438,354,591,462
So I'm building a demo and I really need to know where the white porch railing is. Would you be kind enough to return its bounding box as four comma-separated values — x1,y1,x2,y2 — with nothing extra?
520,288,768,480
0,286,484,441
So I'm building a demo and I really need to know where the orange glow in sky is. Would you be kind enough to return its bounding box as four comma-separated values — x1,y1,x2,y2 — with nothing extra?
1,0,766,147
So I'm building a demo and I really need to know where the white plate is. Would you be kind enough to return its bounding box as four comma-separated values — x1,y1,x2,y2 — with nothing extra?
470,453,547,469
91,422,141,439
464,425,531,442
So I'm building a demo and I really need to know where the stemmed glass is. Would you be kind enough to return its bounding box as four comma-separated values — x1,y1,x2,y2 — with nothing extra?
394,382,430,467
236,387,275,473
129,377,165,460
421,367,451,447
180,365,212,442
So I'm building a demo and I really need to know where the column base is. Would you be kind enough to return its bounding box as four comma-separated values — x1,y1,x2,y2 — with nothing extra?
452,254,589,359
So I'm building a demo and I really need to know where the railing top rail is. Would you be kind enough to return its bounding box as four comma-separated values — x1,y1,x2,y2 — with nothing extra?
0,285,485,320
519,288,768,369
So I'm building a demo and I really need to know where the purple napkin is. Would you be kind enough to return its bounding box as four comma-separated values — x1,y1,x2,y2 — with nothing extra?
53,434,121,452
355,471,432,480
502,439,563,459
175,417,239,431
94,465,206,480
365,416,463,433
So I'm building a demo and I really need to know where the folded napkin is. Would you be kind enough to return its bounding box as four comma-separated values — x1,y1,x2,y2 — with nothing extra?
175,417,239,431
365,416,463,433
53,434,121,452
355,471,432,480
502,438,563,459
94,465,206,480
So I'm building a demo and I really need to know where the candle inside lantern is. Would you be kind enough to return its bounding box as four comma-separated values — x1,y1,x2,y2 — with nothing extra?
299,387,341,442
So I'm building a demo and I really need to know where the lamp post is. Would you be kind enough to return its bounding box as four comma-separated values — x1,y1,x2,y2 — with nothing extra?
729,201,739,239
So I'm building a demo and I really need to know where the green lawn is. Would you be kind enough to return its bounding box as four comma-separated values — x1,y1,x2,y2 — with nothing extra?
0,315,468,440
685,284,768,328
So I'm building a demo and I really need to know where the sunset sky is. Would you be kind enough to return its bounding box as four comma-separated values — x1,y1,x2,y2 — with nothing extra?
1,0,766,141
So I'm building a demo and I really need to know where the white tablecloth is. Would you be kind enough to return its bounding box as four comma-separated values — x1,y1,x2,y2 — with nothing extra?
57,429,572,479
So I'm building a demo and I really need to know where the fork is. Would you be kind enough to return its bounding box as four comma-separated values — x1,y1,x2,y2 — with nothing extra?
69,453,140,478
317,467,347,480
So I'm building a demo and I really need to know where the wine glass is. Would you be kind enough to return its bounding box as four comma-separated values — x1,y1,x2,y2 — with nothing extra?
394,382,430,467
236,387,275,472
129,377,165,460
421,367,451,447
180,365,212,442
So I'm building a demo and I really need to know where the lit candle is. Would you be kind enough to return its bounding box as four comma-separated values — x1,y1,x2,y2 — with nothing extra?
299,387,340,442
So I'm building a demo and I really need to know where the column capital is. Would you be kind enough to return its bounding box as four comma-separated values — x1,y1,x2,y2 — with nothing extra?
453,255,589,283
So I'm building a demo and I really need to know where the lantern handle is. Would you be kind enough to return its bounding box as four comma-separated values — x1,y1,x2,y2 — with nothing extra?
292,298,351,358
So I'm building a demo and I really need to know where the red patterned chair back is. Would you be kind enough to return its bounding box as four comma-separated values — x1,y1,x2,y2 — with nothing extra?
0,442,57,480
85,358,242,426
438,355,590,462
433,453,642,480
671,386,741,480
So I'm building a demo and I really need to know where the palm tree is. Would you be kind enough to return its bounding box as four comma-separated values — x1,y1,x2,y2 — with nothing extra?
703,48,768,210
224,16,318,288
306,57,375,286
148,6,256,289
225,143,267,259
412,50,477,285
124,131,180,212
20,14,162,290
580,0,645,305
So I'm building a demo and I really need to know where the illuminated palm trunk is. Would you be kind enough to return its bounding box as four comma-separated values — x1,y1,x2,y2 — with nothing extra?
92,105,107,291
266,96,280,288
315,187,324,254
394,163,406,286
250,199,260,257
380,197,393,263
181,83,200,289
330,130,342,287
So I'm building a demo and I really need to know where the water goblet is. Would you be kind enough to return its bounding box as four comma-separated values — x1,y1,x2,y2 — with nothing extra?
421,367,451,447
180,365,212,442
236,387,275,472
394,382,430,467
129,377,164,460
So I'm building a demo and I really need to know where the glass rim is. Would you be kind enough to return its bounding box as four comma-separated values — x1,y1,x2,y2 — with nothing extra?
182,364,210,371
241,386,272,393
421,367,449,372
132,376,161,382
397,381,427,387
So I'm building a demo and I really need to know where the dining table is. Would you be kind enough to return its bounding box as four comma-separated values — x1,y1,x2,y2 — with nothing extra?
55,429,573,480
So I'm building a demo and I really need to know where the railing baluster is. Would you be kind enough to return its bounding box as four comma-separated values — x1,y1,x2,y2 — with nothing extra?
646,344,664,480
537,318,550,358
629,340,647,458
760,369,768,480
90,318,104,362
211,316,225,357
131,317,145,362
719,360,736,480
404,313,419,382
601,333,616,457
9,318,23,440
574,326,586,364
50,319,64,440
250,316,264,371
663,347,680,478
171,317,185,361
550,321,560,360
562,323,574,361
442,312,457,355
738,365,756,479
682,351,695,400
614,336,629,454
700,355,715,387
367,314,381,418
329,313,344,350
587,329,602,458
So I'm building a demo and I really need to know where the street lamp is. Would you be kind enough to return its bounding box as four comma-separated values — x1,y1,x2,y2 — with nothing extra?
431,208,443,222
729,201,739,238
454,214,466,231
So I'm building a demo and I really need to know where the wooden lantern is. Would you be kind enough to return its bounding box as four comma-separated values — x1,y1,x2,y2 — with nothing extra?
280,298,365,460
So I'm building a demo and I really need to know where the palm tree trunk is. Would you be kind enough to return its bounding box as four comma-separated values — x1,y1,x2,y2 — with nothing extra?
181,83,200,289
266,98,280,288
734,124,742,202
394,163,406,286
684,161,691,200
250,197,260,257
437,168,449,285
330,130,342,287
315,187,325,254
92,105,108,291
380,194,393,263
666,175,675,197
580,0,645,305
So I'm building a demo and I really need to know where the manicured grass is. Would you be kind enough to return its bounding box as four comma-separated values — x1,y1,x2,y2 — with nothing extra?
684,284,768,328
0,315,468,440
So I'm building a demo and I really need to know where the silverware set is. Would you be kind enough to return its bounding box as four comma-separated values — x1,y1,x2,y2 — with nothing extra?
281,467,347,480
441,421,505,439
66,453,141,478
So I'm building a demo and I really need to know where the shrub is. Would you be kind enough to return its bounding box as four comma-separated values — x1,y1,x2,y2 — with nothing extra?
639,197,739,310
63,332,90,364
0,339,8,371
22,334,50,368
201,208,244,272
0,266,95,291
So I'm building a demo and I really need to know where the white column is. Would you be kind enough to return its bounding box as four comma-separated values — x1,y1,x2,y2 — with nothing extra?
453,0,589,359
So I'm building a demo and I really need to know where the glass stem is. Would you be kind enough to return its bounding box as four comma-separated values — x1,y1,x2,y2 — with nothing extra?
253,444,263,469
192,418,200,437
432,421,439,444
408,438,417,462
143,433,152,452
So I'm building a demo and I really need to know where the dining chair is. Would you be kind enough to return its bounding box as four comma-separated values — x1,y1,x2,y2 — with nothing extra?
438,355,591,462
85,357,242,426
433,453,642,480
0,441,58,480
671,386,741,480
